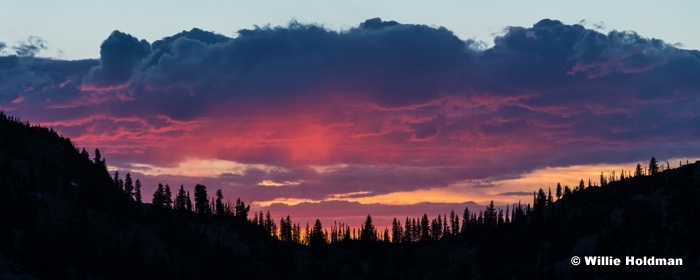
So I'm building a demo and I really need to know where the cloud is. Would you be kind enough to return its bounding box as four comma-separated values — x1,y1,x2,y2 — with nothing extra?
1,18,699,222
12,36,48,57
84,31,151,86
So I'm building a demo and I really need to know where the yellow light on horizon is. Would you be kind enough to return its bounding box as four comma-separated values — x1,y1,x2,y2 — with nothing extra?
258,180,303,187
128,158,287,177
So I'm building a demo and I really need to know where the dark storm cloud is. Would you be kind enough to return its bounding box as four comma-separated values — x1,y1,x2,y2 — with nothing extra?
130,19,471,109
84,31,151,86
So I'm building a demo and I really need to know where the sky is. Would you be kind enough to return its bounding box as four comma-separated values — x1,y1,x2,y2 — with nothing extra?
1,1,699,228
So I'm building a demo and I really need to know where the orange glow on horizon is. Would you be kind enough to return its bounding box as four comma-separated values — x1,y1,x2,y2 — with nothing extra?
250,157,699,208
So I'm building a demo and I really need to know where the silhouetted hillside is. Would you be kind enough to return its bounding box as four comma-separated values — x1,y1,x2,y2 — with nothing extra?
0,112,698,279
0,113,286,279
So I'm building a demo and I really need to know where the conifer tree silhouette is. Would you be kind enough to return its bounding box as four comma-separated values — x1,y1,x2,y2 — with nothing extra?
310,219,326,247
485,200,497,227
420,214,430,242
461,206,470,234
215,189,224,215
649,157,659,175
403,217,413,242
450,210,459,235
391,217,402,243
134,179,142,203
555,183,562,201
564,185,572,197
194,184,209,214
264,211,277,237
234,198,250,221
93,148,104,167
113,171,121,191
124,173,134,198
175,185,187,210
361,215,377,241
280,215,293,242
164,184,172,209
80,148,89,159
635,163,643,177
185,191,192,212
152,183,165,207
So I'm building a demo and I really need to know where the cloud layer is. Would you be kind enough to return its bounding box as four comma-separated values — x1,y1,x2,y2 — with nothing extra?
2,18,699,226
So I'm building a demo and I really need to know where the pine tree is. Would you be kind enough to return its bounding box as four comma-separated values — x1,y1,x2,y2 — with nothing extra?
536,187,549,207
175,185,187,210
94,148,103,166
310,219,325,247
391,217,402,243
152,183,165,207
449,210,459,235
564,185,572,196
635,163,643,177
412,218,420,241
264,211,277,237
113,171,121,191
279,216,288,242
80,148,89,159
461,206,470,234
292,223,301,244
649,157,659,175
194,184,209,215
186,191,192,212
497,209,504,226
164,184,172,209
442,213,449,238
215,189,224,215
361,215,377,242
341,223,348,242
555,183,562,201
134,179,142,203
303,222,311,245
430,217,440,240
124,173,134,197
433,214,444,240
420,214,430,242
280,215,293,242
234,198,250,221
600,172,607,186
254,210,263,227
403,217,412,243
484,200,497,227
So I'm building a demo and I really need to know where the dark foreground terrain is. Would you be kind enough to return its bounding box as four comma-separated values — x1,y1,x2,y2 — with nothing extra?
1,112,698,279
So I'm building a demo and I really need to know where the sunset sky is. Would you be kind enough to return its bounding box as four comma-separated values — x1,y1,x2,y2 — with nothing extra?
2,1,699,228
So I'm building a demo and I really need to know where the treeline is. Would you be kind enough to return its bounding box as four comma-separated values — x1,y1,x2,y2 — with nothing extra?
257,156,691,246
104,155,691,248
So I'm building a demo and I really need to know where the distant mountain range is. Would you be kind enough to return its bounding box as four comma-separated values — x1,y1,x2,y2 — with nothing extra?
0,111,698,279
